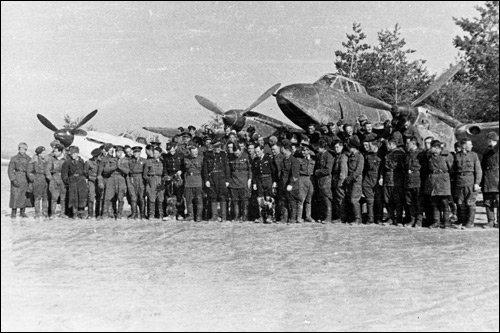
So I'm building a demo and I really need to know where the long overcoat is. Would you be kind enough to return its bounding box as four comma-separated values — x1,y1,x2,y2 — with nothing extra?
62,157,88,209
8,153,31,208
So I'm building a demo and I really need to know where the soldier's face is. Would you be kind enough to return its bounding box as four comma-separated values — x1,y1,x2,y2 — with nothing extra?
463,141,473,152
365,124,372,133
424,140,432,150
334,144,343,154
153,151,161,159
133,151,141,158
125,148,132,156
169,147,176,155
488,139,497,147
308,126,315,134
248,145,255,155
234,149,242,157
271,145,280,156
191,148,198,157
53,149,62,157
146,149,153,157
346,126,353,135
328,125,336,133
71,152,79,160
117,151,124,158
238,143,245,151
255,147,263,157
258,137,264,146
18,147,27,155
363,142,371,152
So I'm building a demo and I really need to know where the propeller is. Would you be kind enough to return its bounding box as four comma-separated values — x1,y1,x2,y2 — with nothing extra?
36,110,98,147
195,83,281,131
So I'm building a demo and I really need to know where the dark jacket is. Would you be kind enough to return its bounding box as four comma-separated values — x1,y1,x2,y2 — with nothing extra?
481,145,499,193
404,149,422,189
425,151,453,196
8,153,31,208
61,157,88,208
228,154,252,188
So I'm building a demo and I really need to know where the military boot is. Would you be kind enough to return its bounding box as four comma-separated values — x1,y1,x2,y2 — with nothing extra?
34,199,41,218
366,201,374,224
87,201,94,219
296,203,304,223
20,208,28,218
324,199,332,223
233,202,240,222
116,201,124,219
148,201,155,219
185,204,194,221
304,202,314,222
128,202,137,219
11,209,17,218
288,204,297,224
464,206,476,229
138,202,145,219
209,202,218,221
242,201,249,222
158,204,164,220
196,202,204,222
220,201,227,222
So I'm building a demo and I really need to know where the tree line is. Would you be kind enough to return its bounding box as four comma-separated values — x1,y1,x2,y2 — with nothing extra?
334,1,499,123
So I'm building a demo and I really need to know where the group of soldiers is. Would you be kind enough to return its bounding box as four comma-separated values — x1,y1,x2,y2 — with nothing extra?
8,118,500,229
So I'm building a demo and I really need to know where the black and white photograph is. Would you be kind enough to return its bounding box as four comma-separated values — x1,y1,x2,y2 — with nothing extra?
1,1,499,331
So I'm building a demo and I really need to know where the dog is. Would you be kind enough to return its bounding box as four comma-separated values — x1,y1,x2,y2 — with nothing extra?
163,173,185,220
258,195,275,223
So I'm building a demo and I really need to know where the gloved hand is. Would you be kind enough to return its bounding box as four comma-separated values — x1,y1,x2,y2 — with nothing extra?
272,182,277,188
225,182,229,187
205,181,211,188
253,183,257,191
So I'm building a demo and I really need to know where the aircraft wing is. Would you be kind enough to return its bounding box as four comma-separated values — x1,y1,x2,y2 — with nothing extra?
245,111,303,133
142,127,179,138
454,121,499,157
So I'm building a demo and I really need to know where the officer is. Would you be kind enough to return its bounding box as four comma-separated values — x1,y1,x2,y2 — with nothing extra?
362,139,383,224
202,141,230,221
297,143,315,222
143,146,164,219
251,145,278,223
425,140,453,228
28,146,49,219
272,142,284,221
45,143,67,218
62,146,88,219
330,140,348,223
127,146,146,219
97,144,118,219
162,142,185,220
345,138,364,224
404,137,423,227
452,138,482,228
420,136,434,226
279,140,300,223
314,139,334,223
382,138,406,225
306,124,321,147
145,144,154,159
481,132,499,228
184,145,204,221
228,145,252,221
84,148,101,219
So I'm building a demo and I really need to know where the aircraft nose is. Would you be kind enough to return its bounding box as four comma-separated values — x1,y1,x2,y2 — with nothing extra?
275,84,319,129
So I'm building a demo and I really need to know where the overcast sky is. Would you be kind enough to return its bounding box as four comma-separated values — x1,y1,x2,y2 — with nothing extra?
1,1,481,155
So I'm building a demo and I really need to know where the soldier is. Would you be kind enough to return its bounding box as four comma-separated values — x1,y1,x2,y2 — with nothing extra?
312,139,333,223
297,144,315,222
481,132,499,228
145,144,154,159
306,124,321,147
362,139,383,224
382,138,406,225
271,143,284,221
61,146,88,218
202,141,230,221
330,140,348,223
420,136,434,226
425,140,453,228
404,137,423,227
28,146,49,219
45,143,67,218
251,145,278,223
162,142,185,220
127,146,146,219
279,140,300,223
452,138,482,228
184,145,204,221
345,138,365,224
228,145,252,221
97,144,118,219
84,148,101,219
143,146,164,219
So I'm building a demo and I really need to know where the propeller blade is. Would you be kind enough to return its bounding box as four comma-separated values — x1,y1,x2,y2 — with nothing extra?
71,109,98,132
244,83,281,112
194,95,225,115
411,62,464,107
245,110,293,129
71,129,87,136
36,114,59,132
347,93,392,111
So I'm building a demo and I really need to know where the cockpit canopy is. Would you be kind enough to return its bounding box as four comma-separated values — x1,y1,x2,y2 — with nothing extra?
314,73,367,94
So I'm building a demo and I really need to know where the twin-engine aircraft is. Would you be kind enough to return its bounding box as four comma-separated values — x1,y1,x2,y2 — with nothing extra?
37,111,147,160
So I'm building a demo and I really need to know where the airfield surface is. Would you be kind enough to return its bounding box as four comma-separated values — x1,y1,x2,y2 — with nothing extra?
1,166,499,331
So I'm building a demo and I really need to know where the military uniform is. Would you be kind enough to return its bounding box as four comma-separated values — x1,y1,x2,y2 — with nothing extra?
382,147,406,224
481,144,499,227
362,152,382,224
331,151,348,222
184,154,204,221
143,157,164,219
8,152,31,217
228,153,252,221
127,156,146,218
98,155,124,218
28,155,49,217
279,155,300,223
84,157,100,218
404,149,423,226
251,153,277,222
314,150,334,222
202,150,230,220
345,151,364,223
45,155,67,217
62,156,88,217
273,152,284,221
298,156,315,222
163,151,185,219
452,150,482,228
425,150,453,228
